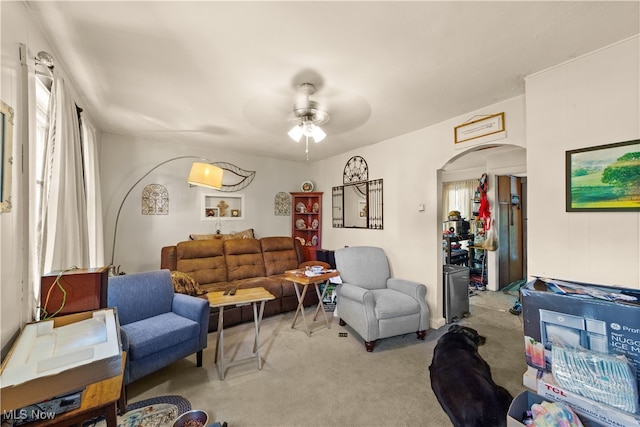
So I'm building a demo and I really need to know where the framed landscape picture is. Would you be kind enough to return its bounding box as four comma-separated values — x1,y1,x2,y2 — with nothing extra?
566,139,640,212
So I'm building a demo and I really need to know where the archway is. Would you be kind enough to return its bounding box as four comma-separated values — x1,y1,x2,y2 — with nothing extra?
437,144,527,295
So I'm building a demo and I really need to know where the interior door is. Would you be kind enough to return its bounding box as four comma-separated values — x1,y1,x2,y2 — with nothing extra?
497,175,526,289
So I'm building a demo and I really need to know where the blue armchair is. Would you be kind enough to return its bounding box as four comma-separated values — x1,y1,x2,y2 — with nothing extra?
335,246,429,352
108,269,209,385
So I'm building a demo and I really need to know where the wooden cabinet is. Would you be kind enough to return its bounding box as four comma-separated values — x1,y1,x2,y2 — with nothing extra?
291,192,322,261
40,267,109,318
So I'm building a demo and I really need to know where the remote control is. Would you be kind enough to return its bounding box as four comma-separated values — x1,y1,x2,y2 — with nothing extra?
229,288,237,296
223,289,230,295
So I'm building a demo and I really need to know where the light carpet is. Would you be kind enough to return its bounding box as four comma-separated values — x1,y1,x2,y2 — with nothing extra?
126,290,527,426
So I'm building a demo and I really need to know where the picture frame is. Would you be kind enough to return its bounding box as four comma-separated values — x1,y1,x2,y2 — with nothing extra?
454,112,505,144
566,139,640,212
231,209,240,217
1,100,14,214
205,207,219,218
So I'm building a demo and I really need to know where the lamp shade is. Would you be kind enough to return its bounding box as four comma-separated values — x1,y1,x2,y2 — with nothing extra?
311,125,326,142
188,162,224,189
288,125,304,142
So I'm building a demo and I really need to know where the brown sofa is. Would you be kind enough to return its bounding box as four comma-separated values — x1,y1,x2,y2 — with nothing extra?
161,236,319,332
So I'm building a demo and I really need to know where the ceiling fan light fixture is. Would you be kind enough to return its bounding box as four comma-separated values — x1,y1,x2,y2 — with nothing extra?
311,125,326,142
287,82,329,155
288,124,304,142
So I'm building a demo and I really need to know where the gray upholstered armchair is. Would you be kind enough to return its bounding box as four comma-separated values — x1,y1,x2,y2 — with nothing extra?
335,246,429,352
108,269,209,384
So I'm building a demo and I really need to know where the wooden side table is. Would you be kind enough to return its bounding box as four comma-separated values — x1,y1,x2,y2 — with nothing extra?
207,287,275,380
26,352,126,427
284,269,339,336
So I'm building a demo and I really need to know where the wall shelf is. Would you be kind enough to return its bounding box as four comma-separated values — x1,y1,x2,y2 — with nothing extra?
201,193,244,221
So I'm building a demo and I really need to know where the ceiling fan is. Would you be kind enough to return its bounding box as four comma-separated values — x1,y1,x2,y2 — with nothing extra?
287,82,330,144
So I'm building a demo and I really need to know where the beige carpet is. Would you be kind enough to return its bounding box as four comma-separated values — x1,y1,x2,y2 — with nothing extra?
127,289,527,427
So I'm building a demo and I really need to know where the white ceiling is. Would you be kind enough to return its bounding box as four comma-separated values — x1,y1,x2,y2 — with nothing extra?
25,1,640,163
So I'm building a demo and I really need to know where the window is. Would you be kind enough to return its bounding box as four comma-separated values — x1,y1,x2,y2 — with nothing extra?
442,179,477,221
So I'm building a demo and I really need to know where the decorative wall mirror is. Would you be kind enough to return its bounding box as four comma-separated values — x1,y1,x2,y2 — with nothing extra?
332,156,383,229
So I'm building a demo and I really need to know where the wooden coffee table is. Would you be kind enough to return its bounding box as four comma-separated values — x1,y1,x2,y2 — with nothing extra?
26,352,126,427
284,269,340,336
207,287,275,379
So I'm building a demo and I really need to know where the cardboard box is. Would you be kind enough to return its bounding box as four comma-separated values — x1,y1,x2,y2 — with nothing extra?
537,377,640,427
507,390,602,427
0,308,122,411
521,278,640,388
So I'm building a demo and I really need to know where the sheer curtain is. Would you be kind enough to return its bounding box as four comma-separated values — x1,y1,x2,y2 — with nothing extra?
38,73,89,273
81,114,105,267
442,179,478,221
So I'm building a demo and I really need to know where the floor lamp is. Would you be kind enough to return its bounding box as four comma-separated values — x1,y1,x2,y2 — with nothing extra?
109,156,223,276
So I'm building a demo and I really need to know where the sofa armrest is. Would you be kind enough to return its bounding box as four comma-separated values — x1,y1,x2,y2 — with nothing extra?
172,293,210,349
161,246,177,270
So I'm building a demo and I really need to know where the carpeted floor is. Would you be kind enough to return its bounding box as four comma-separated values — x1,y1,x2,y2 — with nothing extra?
126,289,526,426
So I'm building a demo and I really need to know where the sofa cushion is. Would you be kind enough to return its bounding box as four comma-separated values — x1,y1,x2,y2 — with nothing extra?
224,238,266,280
177,239,228,285
123,312,201,360
372,289,421,320
261,236,299,276
170,271,207,296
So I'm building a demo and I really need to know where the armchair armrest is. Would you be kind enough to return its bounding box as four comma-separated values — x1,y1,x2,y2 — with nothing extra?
119,328,130,353
172,293,208,322
388,278,429,330
337,283,374,304
387,278,426,299
172,293,210,350
335,283,378,342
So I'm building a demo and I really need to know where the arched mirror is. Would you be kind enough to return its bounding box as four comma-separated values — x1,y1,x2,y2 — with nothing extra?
332,156,383,229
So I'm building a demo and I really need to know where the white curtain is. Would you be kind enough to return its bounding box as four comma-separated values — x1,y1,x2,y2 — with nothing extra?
81,114,105,267
442,179,478,221
39,73,89,273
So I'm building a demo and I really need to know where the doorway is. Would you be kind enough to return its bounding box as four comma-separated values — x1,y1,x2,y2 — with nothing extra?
496,175,527,289
439,144,527,292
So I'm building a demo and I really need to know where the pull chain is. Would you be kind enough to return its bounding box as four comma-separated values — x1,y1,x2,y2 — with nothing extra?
305,135,309,161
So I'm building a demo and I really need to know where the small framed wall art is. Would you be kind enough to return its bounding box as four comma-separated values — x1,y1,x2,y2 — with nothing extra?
566,139,640,212
454,112,505,144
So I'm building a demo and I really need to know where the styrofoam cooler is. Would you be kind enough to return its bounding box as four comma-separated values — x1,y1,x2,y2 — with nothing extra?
443,264,470,323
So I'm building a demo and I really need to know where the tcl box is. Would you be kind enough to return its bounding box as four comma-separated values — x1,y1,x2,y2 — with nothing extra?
0,308,122,411
521,278,640,388
537,376,640,427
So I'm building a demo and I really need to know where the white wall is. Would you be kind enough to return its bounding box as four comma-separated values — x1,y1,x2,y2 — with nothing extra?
317,95,527,327
100,134,313,273
526,36,640,288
